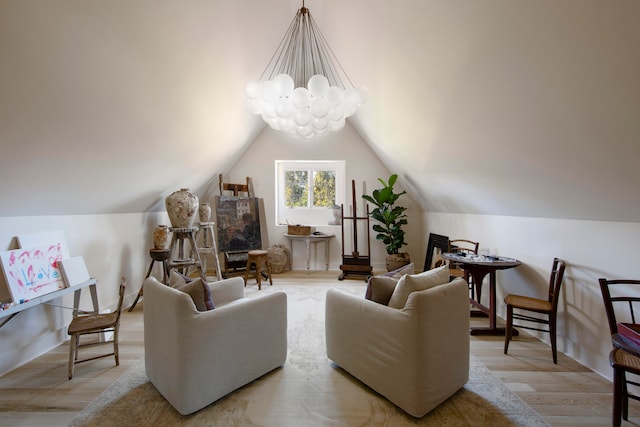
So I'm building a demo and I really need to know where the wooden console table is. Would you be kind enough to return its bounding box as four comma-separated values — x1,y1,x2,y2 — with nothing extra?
0,278,99,329
284,233,335,273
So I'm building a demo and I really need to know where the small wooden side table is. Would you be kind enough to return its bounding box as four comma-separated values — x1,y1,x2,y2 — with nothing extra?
168,226,206,282
129,249,170,311
244,250,273,290
441,252,521,336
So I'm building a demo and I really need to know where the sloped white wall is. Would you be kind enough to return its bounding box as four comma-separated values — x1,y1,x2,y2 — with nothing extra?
425,211,640,380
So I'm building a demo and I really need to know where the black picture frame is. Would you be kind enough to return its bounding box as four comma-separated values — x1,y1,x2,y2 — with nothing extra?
424,233,449,272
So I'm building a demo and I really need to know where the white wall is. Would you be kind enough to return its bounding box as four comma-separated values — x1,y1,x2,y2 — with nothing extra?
217,123,425,272
0,212,167,376
425,211,640,380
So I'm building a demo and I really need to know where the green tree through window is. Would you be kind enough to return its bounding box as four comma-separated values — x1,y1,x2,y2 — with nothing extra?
313,170,335,207
285,170,308,207
284,169,335,208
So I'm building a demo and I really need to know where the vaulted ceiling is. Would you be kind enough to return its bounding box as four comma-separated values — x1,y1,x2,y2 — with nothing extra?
1,0,639,221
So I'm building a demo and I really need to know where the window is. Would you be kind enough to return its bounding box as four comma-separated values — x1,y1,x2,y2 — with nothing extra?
276,160,345,226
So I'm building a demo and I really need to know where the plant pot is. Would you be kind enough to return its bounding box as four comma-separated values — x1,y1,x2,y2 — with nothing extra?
386,253,411,272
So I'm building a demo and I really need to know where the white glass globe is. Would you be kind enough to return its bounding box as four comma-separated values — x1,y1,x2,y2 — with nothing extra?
273,74,295,97
308,75,330,98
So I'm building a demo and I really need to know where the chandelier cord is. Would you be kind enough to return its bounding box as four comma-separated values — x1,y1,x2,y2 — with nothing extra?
244,2,368,139
257,6,352,90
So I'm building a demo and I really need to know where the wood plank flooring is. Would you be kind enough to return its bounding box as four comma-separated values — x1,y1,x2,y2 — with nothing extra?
0,271,635,426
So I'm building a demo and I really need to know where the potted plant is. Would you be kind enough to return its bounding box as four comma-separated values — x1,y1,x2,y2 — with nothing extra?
362,174,410,271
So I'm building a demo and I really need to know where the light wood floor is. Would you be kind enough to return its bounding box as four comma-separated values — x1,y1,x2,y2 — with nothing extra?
0,271,636,427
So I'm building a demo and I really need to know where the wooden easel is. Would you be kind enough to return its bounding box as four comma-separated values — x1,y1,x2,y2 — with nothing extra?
339,180,372,281
219,174,254,197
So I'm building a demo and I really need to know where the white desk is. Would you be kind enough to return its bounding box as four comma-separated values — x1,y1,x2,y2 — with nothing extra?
284,233,335,273
0,278,99,328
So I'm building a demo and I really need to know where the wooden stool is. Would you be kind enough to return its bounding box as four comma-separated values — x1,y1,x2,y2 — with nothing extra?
196,222,222,281
168,226,206,283
129,249,170,311
244,250,273,290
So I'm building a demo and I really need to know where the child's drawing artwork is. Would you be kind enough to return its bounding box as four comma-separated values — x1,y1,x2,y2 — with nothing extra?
16,230,70,259
0,243,66,302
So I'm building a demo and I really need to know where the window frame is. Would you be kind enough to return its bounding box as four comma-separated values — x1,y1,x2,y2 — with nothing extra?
275,160,345,227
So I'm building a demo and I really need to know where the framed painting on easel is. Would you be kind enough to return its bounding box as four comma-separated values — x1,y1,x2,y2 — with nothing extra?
214,196,268,252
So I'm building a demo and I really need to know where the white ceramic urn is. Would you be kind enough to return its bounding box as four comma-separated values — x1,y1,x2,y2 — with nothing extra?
165,188,199,228
152,225,171,250
199,203,212,223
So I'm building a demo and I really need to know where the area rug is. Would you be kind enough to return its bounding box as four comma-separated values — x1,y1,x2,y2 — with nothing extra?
71,280,550,427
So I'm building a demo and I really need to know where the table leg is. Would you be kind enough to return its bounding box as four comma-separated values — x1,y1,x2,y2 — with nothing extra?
289,240,293,271
305,239,311,274
489,271,497,330
468,268,517,336
325,239,330,270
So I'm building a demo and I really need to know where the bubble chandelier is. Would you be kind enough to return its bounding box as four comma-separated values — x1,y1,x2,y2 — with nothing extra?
244,2,369,139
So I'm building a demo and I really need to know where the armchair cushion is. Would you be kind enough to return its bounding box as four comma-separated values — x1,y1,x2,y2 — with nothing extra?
169,271,214,311
365,263,414,304
386,262,415,279
387,265,450,309
365,276,398,305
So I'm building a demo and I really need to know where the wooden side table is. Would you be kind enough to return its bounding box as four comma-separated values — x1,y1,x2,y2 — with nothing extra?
128,249,170,311
244,250,273,290
168,226,206,282
441,253,521,336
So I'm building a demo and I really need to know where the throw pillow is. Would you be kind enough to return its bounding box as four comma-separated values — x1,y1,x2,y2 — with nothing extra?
169,271,215,311
169,270,187,287
365,276,398,305
385,262,415,280
387,264,450,309
364,262,415,302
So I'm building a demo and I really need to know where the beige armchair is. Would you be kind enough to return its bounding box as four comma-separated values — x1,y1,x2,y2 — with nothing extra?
143,276,287,415
325,275,470,418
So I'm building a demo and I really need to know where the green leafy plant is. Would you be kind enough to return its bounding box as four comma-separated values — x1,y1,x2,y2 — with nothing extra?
362,174,408,255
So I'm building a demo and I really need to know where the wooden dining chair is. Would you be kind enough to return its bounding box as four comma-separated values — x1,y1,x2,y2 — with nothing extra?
503,258,566,364
447,239,479,300
599,278,640,427
68,278,126,379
